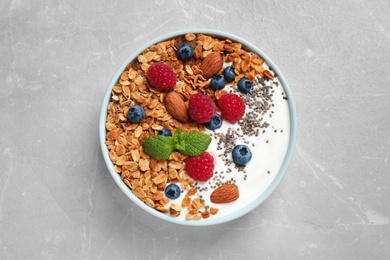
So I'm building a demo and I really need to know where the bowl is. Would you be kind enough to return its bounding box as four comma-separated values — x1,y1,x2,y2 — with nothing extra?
99,29,297,226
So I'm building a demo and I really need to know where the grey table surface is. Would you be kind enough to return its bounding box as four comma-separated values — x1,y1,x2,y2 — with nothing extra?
1,0,389,259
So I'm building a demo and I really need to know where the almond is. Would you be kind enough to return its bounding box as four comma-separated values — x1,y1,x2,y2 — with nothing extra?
210,183,239,204
164,91,189,123
199,52,223,79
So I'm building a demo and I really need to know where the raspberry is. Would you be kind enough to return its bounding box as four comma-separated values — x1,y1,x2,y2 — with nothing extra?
188,93,217,123
185,152,214,182
146,62,176,91
217,93,246,123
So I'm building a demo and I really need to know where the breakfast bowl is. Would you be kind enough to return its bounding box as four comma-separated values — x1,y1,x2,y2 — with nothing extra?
99,29,297,226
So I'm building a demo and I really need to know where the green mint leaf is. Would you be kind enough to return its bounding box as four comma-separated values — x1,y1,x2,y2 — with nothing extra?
142,135,175,160
176,131,211,156
173,128,185,151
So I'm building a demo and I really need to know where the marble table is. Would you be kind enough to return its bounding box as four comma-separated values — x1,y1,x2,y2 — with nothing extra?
1,0,389,259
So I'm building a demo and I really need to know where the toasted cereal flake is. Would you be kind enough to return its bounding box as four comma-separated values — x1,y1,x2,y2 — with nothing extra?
123,178,131,188
168,168,178,179
185,33,196,41
139,158,150,171
153,173,167,184
203,36,214,51
105,122,116,131
185,212,201,220
153,191,164,200
150,159,161,172
117,135,128,145
115,155,127,166
144,197,155,208
144,51,157,62
191,197,204,210
187,178,195,185
115,144,126,156
159,197,169,207
156,206,169,213
201,211,210,219
263,69,274,80
114,165,122,173
130,150,140,162
134,187,147,199
240,58,251,72
169,203,181,217
150,185,157,193
122,161,138,171
131,171,141,178
158,160,167,170
185,65,194,76
210,207,219,215
194,44,203,59
187,187,197,196
181,196,191,208
138,55,147,63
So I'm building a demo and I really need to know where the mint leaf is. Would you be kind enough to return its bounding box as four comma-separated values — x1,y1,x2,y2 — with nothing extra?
142,128,211,160
176,131,211,156
142,136,175,160
173,128,185,151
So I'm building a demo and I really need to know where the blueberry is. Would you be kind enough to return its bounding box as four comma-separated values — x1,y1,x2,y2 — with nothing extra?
127,105,145,123
237,77,252,94
177,43,194,60
223,66,236,82
164,183,181,200
204,113,222,130
232,145,252,165
210,75,226,91
158,128,172,136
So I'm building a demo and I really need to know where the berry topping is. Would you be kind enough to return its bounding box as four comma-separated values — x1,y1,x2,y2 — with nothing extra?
232,145,252,165
210,75,226,91
146,62,176,91
185,152,214,182
217,93,246,123
188,93,217,123
158,128,172,136
204,113,222,130
164,183,181,199
127,105,145,123
237,77,252,94
223,66,236,82
177,43,194,60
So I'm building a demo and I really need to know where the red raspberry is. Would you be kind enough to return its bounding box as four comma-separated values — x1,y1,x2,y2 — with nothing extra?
185,152,214,182
218,93,246,123
146,62,176,91
188,93,217,123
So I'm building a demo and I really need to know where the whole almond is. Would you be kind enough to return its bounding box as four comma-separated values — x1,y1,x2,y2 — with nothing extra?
164,91,189,123
210,183,239,204
199,52,223,79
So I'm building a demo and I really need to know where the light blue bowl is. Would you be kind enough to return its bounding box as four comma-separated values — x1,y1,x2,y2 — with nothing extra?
99,29,297,226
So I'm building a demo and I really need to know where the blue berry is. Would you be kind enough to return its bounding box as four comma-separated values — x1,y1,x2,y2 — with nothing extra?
210,75,226,91
223,66,236,82
177,43,194,60
158,128,172,136
127,105,145,123
164,183,181,199
237,77,252,94
232,145,252,165
204,113,222,130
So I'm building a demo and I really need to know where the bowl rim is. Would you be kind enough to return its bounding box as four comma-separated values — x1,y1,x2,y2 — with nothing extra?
99,29,297,226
